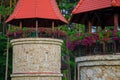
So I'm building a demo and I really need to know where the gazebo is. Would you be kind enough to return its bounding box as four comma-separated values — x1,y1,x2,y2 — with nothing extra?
69,0,120,55
70,0,120,32
6,0,67,80
70,0,120,80
6,0,67,38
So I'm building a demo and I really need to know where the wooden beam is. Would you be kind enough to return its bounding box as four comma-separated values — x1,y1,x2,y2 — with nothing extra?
20,21,22,30
52,21,55,38
52,21,55,31
36,20,38,37
114,13,118,31
88,21,92,33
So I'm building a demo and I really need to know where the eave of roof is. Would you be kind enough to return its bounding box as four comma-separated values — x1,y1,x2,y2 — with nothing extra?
72,0,120,14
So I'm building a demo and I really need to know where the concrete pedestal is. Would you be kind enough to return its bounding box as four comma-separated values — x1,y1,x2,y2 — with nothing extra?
76,55,120,80
11,38,63,80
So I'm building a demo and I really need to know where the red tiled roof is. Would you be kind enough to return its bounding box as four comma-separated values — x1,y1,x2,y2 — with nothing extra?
6,0,67,27
72,0,120,14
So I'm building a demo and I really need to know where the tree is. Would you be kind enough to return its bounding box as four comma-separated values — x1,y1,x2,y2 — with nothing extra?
0,34,12,80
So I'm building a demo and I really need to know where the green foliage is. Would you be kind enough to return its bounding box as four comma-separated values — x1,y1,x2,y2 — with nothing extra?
0,34,7,80
117,31,120,38
0,34,7,54
0,6,14,16
99,30,105,39
0,34,12,80
0,5,6,15
9,26,30,32
58,0,79,19
62,70,69,80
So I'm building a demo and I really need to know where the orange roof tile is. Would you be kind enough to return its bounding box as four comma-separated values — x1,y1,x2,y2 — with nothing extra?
72,0,120,14
6,0,68,27
70,0,120,26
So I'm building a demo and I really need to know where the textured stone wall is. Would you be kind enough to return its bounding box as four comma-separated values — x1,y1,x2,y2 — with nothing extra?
11,38,63,80
75,55,120,80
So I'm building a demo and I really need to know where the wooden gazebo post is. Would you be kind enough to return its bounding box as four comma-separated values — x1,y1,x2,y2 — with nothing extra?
114,13,118,31
88,20,92,33
113,13,118,53
52,21,55,31
36,20,38,37
52,21,55,38
20,21,22,30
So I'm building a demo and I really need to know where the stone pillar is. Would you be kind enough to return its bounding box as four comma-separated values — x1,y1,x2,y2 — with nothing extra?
11,38,63,80
75,55,120,80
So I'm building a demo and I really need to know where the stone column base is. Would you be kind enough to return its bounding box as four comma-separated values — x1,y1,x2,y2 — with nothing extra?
75,55,120,80
11,73,63,80
11,38,63,80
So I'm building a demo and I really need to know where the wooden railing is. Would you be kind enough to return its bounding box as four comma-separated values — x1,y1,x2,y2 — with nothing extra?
73,41,120,56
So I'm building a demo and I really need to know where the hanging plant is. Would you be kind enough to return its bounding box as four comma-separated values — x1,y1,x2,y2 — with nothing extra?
6,27,68,39
66,30,120,52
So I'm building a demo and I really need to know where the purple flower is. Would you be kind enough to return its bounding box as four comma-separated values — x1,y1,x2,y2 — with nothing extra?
113,37,119,41
67,39,72,50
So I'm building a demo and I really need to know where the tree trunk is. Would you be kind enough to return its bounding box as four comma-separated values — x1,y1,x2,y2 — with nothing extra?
5,38,9,80
10,0,12,8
